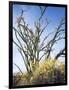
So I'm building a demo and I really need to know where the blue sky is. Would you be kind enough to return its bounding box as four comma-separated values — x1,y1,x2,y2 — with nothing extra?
13,4,65,73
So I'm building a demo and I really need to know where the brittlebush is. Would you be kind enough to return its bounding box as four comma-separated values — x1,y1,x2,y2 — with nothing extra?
13,59,65,86
30,59,65,85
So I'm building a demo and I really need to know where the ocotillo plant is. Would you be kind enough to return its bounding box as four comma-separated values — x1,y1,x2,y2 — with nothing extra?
13,6,65,75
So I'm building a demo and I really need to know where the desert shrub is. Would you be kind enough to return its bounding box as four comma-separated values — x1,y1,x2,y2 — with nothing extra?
13,59,65,86
13,72,22,86
13,72,32,86
30,59,65,85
